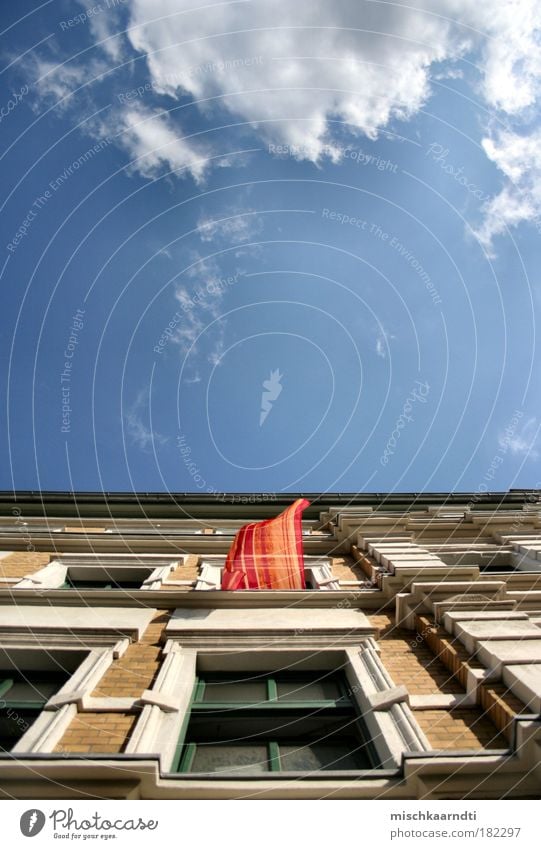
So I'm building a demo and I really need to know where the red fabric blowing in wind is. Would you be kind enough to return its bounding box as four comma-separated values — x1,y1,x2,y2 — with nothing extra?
221,498,310,590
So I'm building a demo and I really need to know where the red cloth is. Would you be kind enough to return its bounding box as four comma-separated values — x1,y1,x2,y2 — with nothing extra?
221,498,310,590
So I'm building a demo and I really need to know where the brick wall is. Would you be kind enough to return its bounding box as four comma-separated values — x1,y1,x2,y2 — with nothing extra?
351,545,378,581
368,612,512,751
415,709,508,750
479,683,528,743
91,610,169,697
368,613,464,695
330,555,368,582
0,551,51,581
160,554,199,590
415,614,485,690
55,610,170,753
55,713,137,754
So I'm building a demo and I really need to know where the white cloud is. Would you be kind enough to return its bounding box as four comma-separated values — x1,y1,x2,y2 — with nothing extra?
375,327,394,359
172,254,232,360
459,0,541,249
26,1,541,245
124,388,168,451
115,106,208,182
499,416,540,460
197,212,262,243
81,0,126,61
125,1,540,159
172,286,205,352
126,0,469,162
31,58,90,107
473,128,541,253
207,322,227,367
123,0,541,247
471,0,541,115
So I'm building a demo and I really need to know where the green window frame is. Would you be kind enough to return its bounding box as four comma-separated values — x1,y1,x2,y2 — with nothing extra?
0,671,69,752
173,670,380,775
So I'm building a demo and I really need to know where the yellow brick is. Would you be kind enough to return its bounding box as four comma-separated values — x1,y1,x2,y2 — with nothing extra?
0,551,51,579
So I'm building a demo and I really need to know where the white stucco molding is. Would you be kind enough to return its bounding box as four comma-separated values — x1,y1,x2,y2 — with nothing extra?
395,579,513,629
195,562,222,590
345,644,431,768
17,560,67,588
44,649,115,709
165,607,375,648
440,607,541,707
368,685,409,711
0,605,156,643
141,563,179,590
126,648,197,770
12,704,78,754
194,557,339,591
140,690,183,712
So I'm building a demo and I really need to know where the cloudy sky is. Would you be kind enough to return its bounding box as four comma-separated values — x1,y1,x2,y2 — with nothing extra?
1,0,540,494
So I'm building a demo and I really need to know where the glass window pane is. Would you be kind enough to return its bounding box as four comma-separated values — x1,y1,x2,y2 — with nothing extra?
190,744,269,774
276,678,341,701
5,681,58,701
279,741,367,771
66,579,143,589
201,680,267,703
0,709,39,751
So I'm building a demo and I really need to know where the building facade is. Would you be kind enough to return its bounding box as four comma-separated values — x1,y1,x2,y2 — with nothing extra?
0,490,540,799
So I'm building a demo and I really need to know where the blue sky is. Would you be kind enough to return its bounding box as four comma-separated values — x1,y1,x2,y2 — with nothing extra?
1,0,540,494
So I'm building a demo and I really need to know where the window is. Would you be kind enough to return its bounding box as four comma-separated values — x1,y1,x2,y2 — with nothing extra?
14,555,180,590
173,669,379,774
0,669,70,752
62,573,150,590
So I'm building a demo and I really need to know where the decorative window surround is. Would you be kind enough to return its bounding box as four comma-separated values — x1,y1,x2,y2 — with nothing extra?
6,650,113,754
13,554,183,591
0,606,157,754
194,557,339,591
127,637,431,772
125,647,196,769
306,559,340,590
346,643,430,766
123,608,431,772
